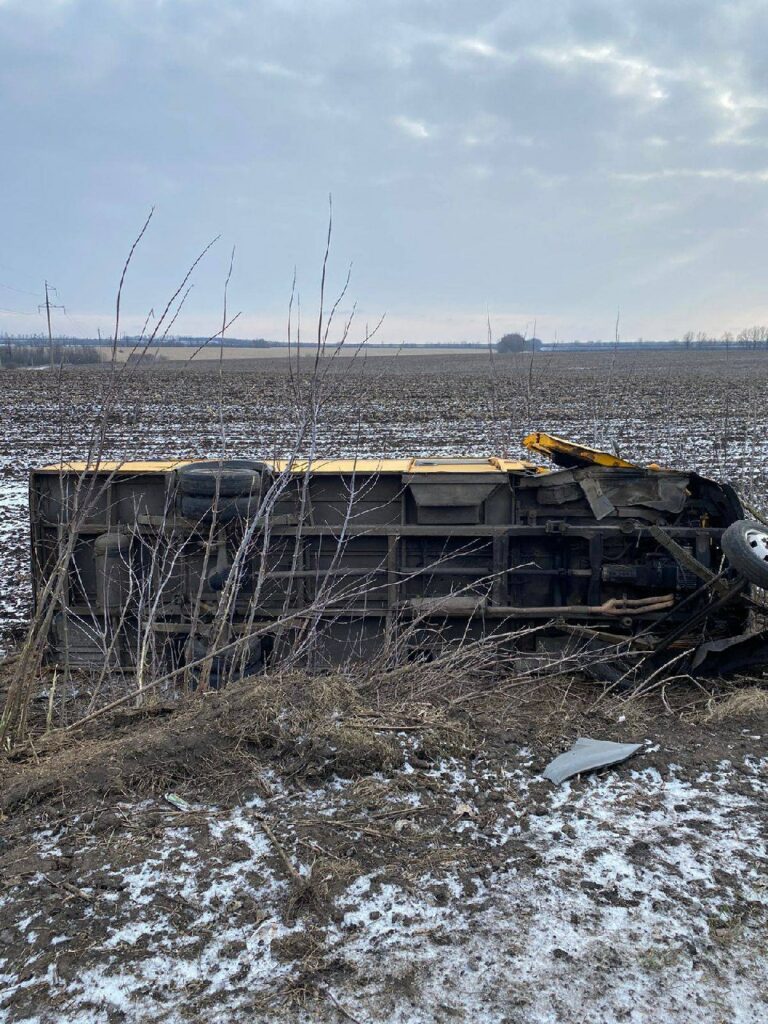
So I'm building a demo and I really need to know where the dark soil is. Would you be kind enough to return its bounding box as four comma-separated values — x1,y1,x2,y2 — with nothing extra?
1,673,766,1022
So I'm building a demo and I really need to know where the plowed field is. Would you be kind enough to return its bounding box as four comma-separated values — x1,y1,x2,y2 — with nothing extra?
2,349,768,651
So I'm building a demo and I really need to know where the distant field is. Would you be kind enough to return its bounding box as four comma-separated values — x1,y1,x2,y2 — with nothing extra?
98,344,473,362
2,348,768,650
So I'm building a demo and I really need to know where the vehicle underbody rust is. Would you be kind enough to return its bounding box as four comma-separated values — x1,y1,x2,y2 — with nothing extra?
28,434,768,681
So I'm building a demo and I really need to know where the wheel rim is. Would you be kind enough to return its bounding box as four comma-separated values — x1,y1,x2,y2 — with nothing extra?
744,527,768,565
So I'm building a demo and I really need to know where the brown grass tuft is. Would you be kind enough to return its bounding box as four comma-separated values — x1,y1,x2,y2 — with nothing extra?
701,686,768,722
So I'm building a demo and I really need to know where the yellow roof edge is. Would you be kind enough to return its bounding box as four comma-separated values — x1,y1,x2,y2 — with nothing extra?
34,456,552,476
273,458,413,474
35,460,197,474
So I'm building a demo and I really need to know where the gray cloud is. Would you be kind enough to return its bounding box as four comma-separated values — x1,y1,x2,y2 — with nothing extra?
1,0,767,341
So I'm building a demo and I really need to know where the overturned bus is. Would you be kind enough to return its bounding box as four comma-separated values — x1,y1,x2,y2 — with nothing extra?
29,433,768,683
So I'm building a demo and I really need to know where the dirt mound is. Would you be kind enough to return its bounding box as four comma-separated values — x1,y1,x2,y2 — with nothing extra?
0,672,468,818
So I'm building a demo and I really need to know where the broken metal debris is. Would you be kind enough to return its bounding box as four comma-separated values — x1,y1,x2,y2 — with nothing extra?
164,793,194,813
692,629,768,676
543,738,643,785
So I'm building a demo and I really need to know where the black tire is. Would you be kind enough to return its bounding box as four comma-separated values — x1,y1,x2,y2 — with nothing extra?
178,460,267,498
179,493,261,524
721,519,768,587
208,566,232,592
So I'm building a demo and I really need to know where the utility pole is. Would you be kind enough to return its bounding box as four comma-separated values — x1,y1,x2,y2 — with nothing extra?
38,281,65,370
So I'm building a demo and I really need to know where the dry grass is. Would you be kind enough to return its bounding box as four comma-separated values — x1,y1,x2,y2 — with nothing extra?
0,668,476,816
700,685,768,722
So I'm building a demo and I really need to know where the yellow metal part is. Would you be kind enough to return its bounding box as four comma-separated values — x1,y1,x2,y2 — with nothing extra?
491,458,549,474
272,458,412,475
36,460,196,474
276,458,547,475
37,457,549,476
522,433,637,469
273,458,534,475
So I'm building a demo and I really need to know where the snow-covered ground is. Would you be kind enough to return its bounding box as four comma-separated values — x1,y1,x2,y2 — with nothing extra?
2,742,766,1023
0,479,28,654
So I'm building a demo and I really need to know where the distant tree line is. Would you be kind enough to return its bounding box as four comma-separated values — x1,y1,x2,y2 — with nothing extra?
495,327,768,352
4,327,768,355
0,340,103,368
0,333,280,349
681,327,768,350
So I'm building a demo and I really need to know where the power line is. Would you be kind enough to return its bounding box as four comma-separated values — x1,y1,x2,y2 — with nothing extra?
0,306,34,316
0,257,46,297
38,282,65,369
63,309,96,337
0,280,40,298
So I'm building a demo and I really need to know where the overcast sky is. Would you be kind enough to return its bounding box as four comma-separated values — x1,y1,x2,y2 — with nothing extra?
1,0,767,343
